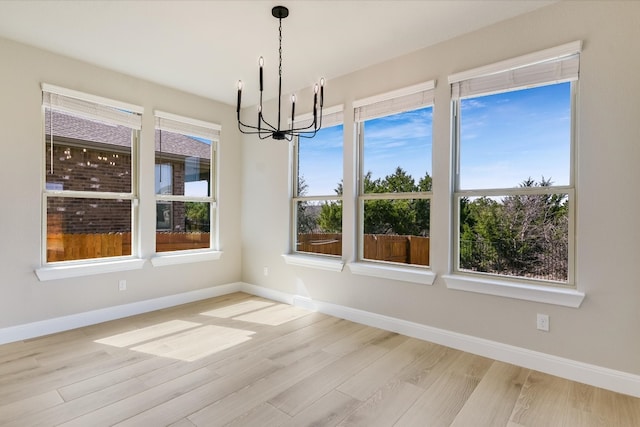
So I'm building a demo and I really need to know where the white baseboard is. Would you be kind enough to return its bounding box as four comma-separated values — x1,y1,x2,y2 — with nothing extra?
0,282,243,345
2,281,638,398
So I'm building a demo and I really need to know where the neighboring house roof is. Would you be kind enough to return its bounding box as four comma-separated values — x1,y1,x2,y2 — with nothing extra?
155,129,211,160
45,110,211,160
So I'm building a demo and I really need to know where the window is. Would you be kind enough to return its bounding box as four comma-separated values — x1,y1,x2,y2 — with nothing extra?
42,84,142,263
292,106,344,257
450,41,580,286
355,81,435,267
154,111,219,253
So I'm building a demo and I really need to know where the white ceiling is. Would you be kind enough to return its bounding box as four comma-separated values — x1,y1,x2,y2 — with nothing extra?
0,1,556,106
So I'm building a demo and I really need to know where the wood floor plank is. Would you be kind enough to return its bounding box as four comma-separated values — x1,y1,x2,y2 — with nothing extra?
57,352,175,401
268,342,389,415
336,336,430,401
322,325,396,356
285,390,361,427
225,403,292,427
112,358,282,427
450,361,529,427
0,349,134,404
266,319,365,366
187,351,339,427
394,341,460,391
58,367,220,427
565,385,640,427
394,352,494,427
509,370,572,426
2,377,148,427
337,380,424,427
167,419,198,427
0,390,63,425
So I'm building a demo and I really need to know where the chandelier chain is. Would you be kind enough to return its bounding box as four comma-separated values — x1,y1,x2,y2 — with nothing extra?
278,18,283,79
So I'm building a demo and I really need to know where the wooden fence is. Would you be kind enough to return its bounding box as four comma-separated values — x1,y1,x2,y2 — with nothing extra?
298,233,430,266
296,233,343,256
47,231,429,266
47,232,209,262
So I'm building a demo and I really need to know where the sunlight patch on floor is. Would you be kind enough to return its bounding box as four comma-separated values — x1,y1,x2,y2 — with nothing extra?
200,299,275,318
131,324,256,362
94,320,200,347
232,304,311,326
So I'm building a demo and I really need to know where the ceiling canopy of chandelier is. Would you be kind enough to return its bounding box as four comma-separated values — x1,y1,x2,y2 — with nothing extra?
236,6,324,141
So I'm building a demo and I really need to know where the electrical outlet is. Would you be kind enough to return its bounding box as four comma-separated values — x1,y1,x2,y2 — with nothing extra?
118,279,127,291
537,313,549,331
263,267,269,276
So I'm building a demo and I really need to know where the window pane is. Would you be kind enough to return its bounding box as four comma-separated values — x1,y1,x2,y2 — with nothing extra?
46,197,132,262
295,200,342,256
155,201,210,252
458,194,568,282
362,198,430,266
155,164,173,195
459,83,571,190
155,130,211,197
45,109,132,193
362,106,432,194
298,124,343,197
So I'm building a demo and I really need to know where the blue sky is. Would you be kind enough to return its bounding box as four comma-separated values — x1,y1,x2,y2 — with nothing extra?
298,124,344,196
460,82,571,190
298,82,571,195
363,107,433,186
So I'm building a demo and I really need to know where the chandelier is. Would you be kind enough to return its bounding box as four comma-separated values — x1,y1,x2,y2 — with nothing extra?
236,6,324,141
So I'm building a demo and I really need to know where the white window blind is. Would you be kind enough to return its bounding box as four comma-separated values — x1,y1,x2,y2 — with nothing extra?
449,41,581,99
292,104,344,129
354,80,435,122
42,84,143,130
155,111,221,141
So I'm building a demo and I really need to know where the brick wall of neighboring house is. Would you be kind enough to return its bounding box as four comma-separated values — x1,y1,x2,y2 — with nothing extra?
45,111,211,235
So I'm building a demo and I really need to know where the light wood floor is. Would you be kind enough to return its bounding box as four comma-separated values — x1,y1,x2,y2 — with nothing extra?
1,292,638,426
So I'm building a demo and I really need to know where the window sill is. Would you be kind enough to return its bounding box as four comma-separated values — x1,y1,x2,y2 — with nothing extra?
35,258,146,281
151,250,222,267
442,274,585,308
348,262,436,285
282,254,345,272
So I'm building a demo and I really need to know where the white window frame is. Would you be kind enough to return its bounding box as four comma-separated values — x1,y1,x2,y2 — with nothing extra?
285,105,345,271
150,111,221,266
444,41,585,307
350,81,436,285
36,84,144,281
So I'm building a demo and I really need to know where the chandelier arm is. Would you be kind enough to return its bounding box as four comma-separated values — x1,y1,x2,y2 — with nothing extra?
239,113,278,133
259,114,278,132
290,110,323,133
238,121,274,134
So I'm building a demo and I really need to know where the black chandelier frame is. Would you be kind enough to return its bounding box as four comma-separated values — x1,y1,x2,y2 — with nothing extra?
236,5,324,141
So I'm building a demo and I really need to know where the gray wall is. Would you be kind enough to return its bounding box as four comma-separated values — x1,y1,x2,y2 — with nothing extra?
0,37,243,326
240,1,640,375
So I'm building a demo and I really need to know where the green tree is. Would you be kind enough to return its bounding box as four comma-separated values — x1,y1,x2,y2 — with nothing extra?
413,171,432,236
318,180,343,233
363,167,418,235
297,176,317,233
318,168,433,236
459,177,568,280
185,202,209,232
